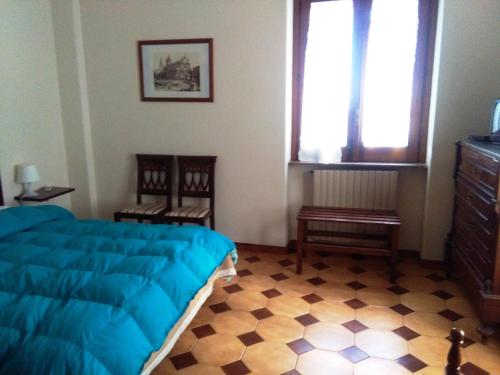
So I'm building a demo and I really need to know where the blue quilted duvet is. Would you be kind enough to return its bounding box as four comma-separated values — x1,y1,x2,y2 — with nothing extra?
0,205,235,375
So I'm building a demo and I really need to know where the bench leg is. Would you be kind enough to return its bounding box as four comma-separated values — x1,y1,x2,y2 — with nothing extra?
389,226,400,284
296,219,305,274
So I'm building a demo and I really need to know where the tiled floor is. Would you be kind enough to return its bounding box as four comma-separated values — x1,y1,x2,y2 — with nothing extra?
153,249,500,375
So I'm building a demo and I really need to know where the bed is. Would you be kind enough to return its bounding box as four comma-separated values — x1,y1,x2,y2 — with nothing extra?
0,188,236,374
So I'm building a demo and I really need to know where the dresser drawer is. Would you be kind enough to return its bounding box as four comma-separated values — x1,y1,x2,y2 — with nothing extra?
453,226,491,279
459,147,499,194
456,175,497,223
455,199,496,254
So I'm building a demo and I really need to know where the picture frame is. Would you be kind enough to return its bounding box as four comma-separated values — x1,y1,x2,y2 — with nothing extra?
138,38,213,102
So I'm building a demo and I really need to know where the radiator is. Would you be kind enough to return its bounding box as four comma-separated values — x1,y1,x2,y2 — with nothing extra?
312,170,399,236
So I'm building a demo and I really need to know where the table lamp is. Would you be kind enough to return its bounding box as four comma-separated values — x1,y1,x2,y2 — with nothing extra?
16,163,40,197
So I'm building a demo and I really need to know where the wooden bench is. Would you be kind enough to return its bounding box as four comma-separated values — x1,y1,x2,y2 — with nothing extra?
296,206,401,283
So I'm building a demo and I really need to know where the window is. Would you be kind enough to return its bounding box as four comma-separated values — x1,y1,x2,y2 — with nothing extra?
291,0,438,163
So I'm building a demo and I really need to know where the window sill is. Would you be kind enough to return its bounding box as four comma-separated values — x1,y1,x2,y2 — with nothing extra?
288,160,427,169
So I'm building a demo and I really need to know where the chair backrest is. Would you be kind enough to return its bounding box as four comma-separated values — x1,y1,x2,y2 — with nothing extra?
136,154,174,210
177,156,216,209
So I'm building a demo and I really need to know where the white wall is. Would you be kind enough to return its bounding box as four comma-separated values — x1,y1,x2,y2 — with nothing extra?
3,0,498,259
77,0,289,245
51,0,98,218
0,0,70,208
421,0,500,260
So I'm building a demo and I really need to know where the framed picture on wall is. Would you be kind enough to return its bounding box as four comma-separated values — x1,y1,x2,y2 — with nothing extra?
138,38,213,102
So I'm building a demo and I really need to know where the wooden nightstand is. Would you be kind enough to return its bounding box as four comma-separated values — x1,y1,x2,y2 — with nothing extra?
15,187,75,204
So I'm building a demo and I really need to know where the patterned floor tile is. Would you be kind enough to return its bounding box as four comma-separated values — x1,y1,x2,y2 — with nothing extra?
391,303,415,316
356,329,408,360
393,326,421,341
342,319,369,333
170,352,198,370
154,249,500,375
209,302,231,314
250,307,273,320
297,350,353,375
304,321,354,351
243,341,297,374
396,354,428,372
191,324,216,339
287,338,315,355
438,309,464,322
295,313,319,327
344,298,367,309
302,293,323,304
221,360,250,375
237,331,263,347
339,346,369,363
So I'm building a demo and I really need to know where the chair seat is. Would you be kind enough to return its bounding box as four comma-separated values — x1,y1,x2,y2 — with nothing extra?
119,203,167,215
164,206,210,219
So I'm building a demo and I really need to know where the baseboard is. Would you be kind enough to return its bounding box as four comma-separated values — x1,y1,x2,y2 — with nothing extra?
286,240,444,268
235,242,288,254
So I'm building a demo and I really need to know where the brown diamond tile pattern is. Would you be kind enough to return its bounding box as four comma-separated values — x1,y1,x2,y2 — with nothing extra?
396,354,427,372
311,262,329,270
192,324,216,339
342,320,369,333
302,293,323,304
251,308,273,320
246,256,261,263
387,285,410,295
270,273,290,281
237,331,264,346
221,360,251,375
393,326,420,341
287,338,315,355
345,281,367,290
426,273,446,282
278,259,294,267
460,362,489,375
348,265,366,274
344,298,367,309
170,351,198,370
295,313,319,327
262,288,282,299
159,249,499,374
390,304,415,316
432,289,455,300
390,270,406,279
339,346,369,364
237,269,253,277
306,276,327,286
438,309,464,322
224,284,243,294
209,302,231,314
446,335,475,348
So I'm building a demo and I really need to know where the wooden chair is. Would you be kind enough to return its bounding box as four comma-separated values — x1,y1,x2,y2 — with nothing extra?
162,156,216,229
114,154,174,223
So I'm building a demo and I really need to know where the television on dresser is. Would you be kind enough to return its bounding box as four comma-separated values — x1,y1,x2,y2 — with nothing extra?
490,99,500,143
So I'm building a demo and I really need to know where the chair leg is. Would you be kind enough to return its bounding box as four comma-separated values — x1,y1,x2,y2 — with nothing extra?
296,219,305,274
389,226,400,284
210,215,215,230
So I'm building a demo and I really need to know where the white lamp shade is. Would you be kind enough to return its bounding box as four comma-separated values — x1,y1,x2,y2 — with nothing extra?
16,164,40,184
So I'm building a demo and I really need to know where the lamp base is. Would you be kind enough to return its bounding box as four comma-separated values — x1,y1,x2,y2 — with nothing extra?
22,183,38,197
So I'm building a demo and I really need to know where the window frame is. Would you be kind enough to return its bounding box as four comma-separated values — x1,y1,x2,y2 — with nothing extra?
291,0,439,163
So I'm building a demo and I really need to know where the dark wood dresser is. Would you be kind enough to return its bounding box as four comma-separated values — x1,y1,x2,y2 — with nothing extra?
449,140,500,339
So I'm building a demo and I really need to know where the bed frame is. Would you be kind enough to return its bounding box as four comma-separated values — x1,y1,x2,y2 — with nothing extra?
0,175,4,205
0,173,466,374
